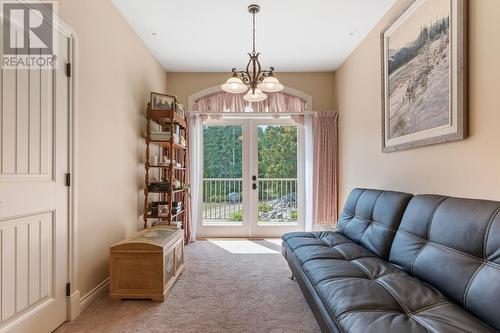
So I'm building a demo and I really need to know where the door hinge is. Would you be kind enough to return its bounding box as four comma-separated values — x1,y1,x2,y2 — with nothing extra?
66,283,71,297
66,63,71,77
65,173,71,187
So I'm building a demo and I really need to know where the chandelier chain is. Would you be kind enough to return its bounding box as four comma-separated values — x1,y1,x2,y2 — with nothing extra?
252,10,256,53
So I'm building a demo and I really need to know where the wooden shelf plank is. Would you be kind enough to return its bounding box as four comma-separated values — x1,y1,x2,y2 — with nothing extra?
147,109,186,129
147,165,186,170
148,140,187,150
147,188,185,194
146,214,167,219
146,210,184,220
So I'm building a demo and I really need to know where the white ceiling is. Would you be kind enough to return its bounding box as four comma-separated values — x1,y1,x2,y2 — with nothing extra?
112,0,396,72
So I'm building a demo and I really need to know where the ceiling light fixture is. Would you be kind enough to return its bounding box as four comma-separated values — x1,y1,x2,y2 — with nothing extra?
221,4,283,102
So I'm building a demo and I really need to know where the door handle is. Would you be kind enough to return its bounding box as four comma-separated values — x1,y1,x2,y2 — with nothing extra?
252,183,258,190
252,175,257,181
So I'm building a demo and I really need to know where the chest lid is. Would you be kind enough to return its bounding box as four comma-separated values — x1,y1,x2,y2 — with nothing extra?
110,226,183,252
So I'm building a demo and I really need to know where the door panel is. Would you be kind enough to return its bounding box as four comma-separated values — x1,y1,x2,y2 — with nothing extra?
250,119,305,237
1,212,54,321
197,118,305,238
202,124,244,225
1,61,53,178
0,31,70,333
256,124,298,225
198,120,250,237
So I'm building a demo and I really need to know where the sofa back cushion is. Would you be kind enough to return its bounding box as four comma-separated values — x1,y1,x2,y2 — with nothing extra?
336,188,413,259
389,195,500,330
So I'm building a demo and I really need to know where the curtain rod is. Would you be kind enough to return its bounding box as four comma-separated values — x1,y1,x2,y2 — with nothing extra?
186,111,316,116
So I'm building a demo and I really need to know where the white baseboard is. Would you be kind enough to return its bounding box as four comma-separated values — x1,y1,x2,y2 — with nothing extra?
65,278,110,321
80,277,110,312
67,290,81,321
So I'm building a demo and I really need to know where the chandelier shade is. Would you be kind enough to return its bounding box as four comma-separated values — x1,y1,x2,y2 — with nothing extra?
221,4,283,102
243,89,267,102
257,76,284,93
221,76,248,94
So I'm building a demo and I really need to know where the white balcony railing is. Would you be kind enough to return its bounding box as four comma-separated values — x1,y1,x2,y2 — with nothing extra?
202,178,298,222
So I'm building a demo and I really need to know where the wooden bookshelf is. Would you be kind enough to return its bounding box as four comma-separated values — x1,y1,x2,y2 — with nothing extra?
143,96,189,240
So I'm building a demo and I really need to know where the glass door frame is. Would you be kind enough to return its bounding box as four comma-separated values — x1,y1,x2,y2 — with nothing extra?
196,116,305,238
249,118,306,237
196,118,251,238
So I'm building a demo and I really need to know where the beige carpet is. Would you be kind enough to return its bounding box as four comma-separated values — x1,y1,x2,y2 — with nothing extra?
56,239,320,333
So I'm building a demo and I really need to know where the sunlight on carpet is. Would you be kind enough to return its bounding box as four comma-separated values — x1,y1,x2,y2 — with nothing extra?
208,239,281,254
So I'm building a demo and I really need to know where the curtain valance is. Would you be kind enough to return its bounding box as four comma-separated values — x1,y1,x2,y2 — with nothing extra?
192,91,306,113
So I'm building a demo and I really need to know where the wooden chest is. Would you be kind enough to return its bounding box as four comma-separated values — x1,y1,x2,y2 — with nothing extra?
109,226,184,301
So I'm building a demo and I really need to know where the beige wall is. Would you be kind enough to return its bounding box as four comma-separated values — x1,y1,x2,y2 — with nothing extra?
166,72,336,111
334,0,500,207
59,0,168,296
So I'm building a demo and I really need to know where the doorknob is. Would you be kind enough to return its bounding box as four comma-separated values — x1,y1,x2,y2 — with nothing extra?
252,183,258,190
252,175,257,181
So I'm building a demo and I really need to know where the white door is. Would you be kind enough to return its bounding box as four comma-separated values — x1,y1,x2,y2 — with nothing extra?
197,119,250,237
0,32,71,333
197,117,305,238
249,118,305,237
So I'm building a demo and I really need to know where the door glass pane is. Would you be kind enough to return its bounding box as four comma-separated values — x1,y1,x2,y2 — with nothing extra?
202,125,243,225
257,125,298,225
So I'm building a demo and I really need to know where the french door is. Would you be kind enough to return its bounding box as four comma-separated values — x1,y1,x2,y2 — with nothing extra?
197,117,305,238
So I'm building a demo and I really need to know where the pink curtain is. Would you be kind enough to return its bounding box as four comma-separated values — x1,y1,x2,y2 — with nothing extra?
193,91,305,113
313,112,339,224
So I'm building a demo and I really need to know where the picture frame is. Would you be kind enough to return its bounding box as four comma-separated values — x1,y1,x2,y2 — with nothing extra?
381,0,467,152
175,104,185,119
150,92,176,111
158,204,169,217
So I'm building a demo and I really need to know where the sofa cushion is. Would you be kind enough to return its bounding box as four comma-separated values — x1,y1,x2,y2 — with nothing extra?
336,188,413,259
283,231,498,333
389,195,500,331
283,231,377,265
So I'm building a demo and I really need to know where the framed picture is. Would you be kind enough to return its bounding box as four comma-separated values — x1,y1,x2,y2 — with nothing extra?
158,204,169,217
381,0,467,152
175,104,185,119
150,92,176,111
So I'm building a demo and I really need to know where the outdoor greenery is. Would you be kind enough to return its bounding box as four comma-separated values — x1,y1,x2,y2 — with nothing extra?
258,202,272,213
203,125,297,179
258,125,297,178
230,210,243,222
229,208,298,222
203,124,299,223
203,125,297,202
203,125,243,179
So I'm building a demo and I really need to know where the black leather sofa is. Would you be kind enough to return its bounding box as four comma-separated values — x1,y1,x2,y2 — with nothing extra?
282,188,500,333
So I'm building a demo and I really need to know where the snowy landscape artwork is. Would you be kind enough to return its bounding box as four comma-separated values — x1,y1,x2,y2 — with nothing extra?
382,0,467,152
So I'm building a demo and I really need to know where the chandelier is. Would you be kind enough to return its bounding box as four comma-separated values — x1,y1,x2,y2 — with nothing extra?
221,4,284,102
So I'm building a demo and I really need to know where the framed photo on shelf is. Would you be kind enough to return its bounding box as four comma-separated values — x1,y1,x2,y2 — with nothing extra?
175,104,185,119
158,204,169,217
381,0,467,152
150,92,176,111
